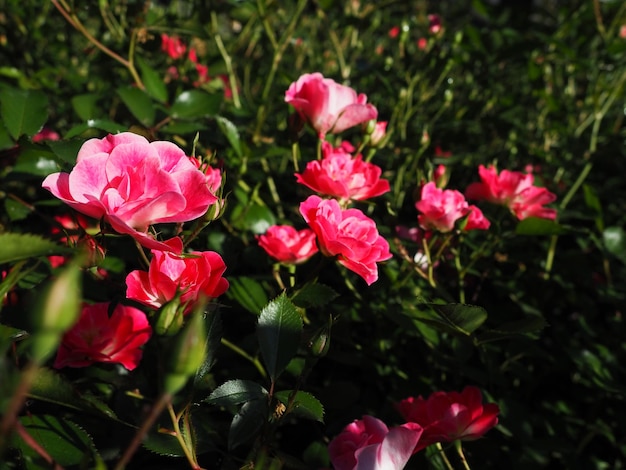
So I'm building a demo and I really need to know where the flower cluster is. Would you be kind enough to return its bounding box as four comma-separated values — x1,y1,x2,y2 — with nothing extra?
257,73,391,285
329,386,499,469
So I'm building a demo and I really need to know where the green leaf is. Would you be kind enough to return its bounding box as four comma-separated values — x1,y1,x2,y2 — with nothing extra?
170,90,222,119
516,217,564,235
4,198,31,221
216,116,242,157
47,139,84,166
144,410,216,457
0,324,28,353
603,227,626,264
137,58,168,103
71,94,100,121
206,379,268,406
0,233,71,264
275,390,324,422
161,121,207,135
477,315,548,344
116,86,156,126
0,121,13,149
292,284,338,308
11,415,96,466
13,144,58,176
231,202,276,234
226,276,269,315
194,310,223,387
28,367,81,411
583,184,604,232
416,303,488,335
257,293,303,381
65,119,125,139
228,399,268,450
0,87,48,140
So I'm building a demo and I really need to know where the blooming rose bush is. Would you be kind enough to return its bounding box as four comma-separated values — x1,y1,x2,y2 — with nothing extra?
299,195,391,285
328,415,423,470
465,164,557,220
285,72,378,137
54,302,152,370
256,225,319,264
125,237,229,313
42,132,218,251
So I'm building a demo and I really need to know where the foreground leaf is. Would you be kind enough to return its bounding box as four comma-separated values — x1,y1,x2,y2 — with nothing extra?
206,379,268,407
0,87,48,140
228,399,268,451
0,233,71,264
274,390,324,422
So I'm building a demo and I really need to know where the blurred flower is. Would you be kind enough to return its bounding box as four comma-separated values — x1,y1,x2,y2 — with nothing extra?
433,146,452,188
285,73,378,138
388,26,400,38
295,141,390,202
328,415,423,470
299,195,391,285
428,14,442,34
257,225,318,265
125,237,228,314
42,132,218,252
396,386,499,452
416,182,490,232
161,33,186,60
620,25,626,39
33,128,60,142
369,121,388,147
48,214,105,270
417,37,428,50
465,164,557,220
54,302,152,370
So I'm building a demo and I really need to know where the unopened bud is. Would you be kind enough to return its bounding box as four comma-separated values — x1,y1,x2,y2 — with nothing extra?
155,298,185,336
308,317,332,358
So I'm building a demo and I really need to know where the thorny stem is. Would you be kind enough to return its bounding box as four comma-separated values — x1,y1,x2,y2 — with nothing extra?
422,237,437,289
455,440,472,470
51,0,145,90
167,403,202,470
0,364,38,452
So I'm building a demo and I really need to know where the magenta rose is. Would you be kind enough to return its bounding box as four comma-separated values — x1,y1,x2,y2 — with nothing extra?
285,72,378,138
42,132,218,251
299,195,391,285
295,141,390,202
125,237,228,313
328,415,423,470
54,302,152,371
396,386,500,452
256,225,318,265
465,164,557,220
416,182,490,233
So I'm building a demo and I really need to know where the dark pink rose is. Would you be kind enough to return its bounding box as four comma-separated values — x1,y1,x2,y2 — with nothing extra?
299,195,391,285
295,141,390,202
161,33,187,60
257,225,318,265
42,132,218,251
416,182,490,233
125,237,228,313
396,386,500,452
54,302,152,371
285,73,378,138
328,415,423,470
465,165,557,220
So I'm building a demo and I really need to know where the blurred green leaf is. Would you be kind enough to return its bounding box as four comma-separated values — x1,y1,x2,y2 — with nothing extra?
0,87,48,140
231,202,276,234
292,283,338,308
4,198,31,221
47,139,84,165
0,233,70,264
603,226,626,264
583,184,604,232
257,293,303,381
227,276,269,315
71,94,101,121
194,310,223,387
206,379,268,406
228,399,268,450
170,90,222,119
116,86,156,126
477,315,548,344
137,58,168,103
11,415,96,466
13,145,58,176
275,390,324,422
516,217,564,235
65,119,125,139
417,303,488,335
0,122,13,149
216,116,242,157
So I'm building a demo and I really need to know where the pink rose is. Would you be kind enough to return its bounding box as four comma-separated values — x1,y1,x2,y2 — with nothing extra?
42,132,218,251
54,302,152,371
285,73,378,138
328,415,423,470
465,165,557,220
396,386,499,452
299,195,391,285
161,33,187,60
295,141,390,202
125,237,228,313
256,225,318,265
33,128,60,142
416,182,490,233
369,121,388,147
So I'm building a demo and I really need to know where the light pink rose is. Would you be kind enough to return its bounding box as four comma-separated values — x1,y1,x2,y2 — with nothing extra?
396,386,500,452
369,121,387,147
125,237,228,313
295,141,390,202
299,195,391,285
328,415,423,470
285,73,378,138
416,182,490,233
256,225,318,265
465,165,557,220
54,302,152,371
42,132,218,251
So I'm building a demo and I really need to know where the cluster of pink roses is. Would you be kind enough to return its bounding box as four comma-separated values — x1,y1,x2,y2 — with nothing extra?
43,132,229,371
257,73,391,285
329,386,499,470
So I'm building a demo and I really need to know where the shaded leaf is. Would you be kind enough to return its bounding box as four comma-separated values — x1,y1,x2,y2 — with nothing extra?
71,94,100,121
477,315,548,344
65,119,125,139
138,58,168,103
275,390,324,422
170,90,222,119
117,86,156,126
0,233,71,264
603,227,626,264
0,87,48,140
416,303,488,335
13,145,58,176
227,276,268,315
4,198,30,221
292,284,338,308
194,310,223,387
216,116,242,157
206,379,268,406
228,399,268,450
47,139,84,166
516,217,564,236
257,293,303,381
